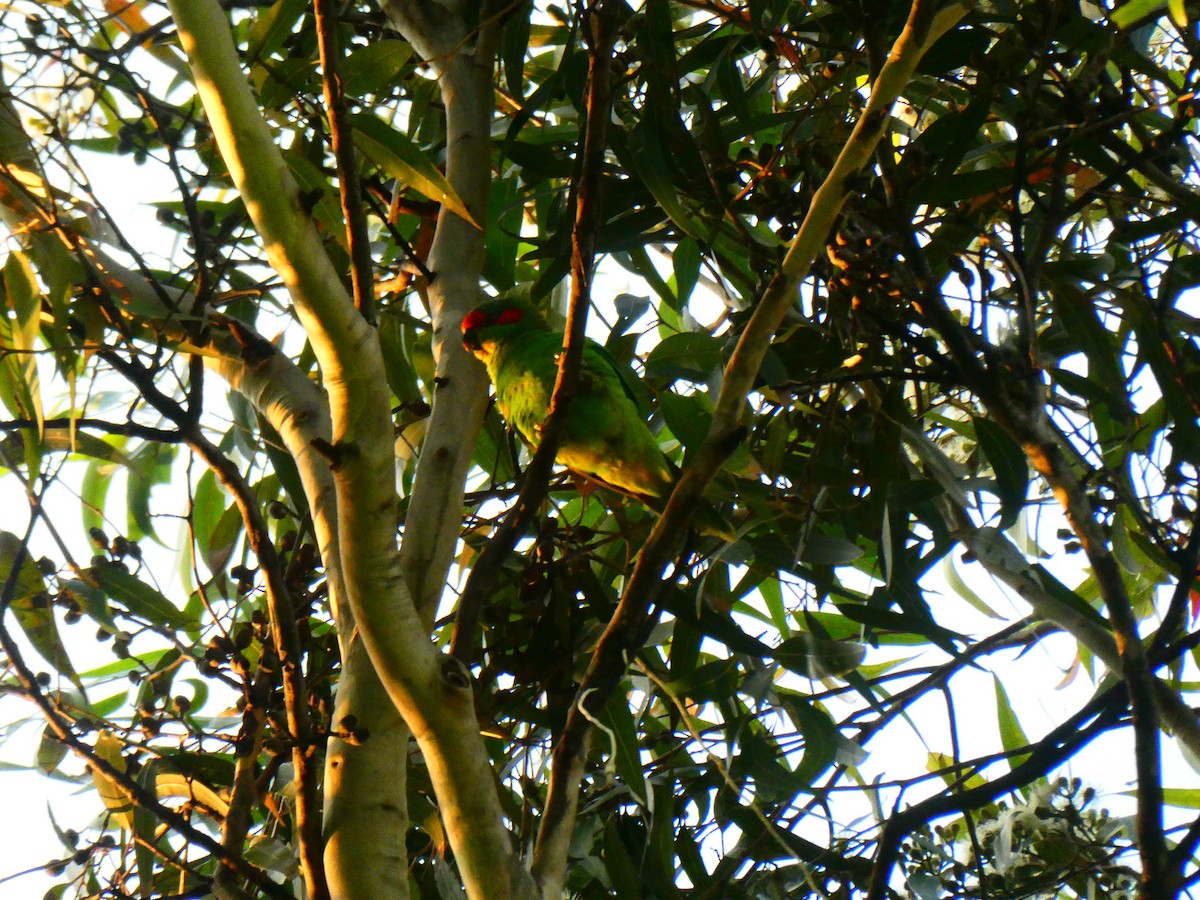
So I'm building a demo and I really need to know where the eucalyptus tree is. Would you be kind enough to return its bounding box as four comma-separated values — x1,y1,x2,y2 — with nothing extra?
0,1,1196,898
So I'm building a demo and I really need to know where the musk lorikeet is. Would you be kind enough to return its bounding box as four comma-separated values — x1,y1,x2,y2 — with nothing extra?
461,298,734,540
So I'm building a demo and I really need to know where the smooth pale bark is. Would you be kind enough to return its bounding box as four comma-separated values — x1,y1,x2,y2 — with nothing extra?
1,63,412,899
167,3,533,897
391,47,493,625
216,358,412,898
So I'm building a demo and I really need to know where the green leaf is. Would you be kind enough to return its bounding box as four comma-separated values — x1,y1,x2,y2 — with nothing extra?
657,388,759,479
1112,0,1169,27
59,578,118,635
58,430,136,466
501,5,531,98
4,251,41,353
1161,787,1200,808
603,692,648,807
88,565,198,631
657,390,708,451
1030,565,1110,632
1049,289,1132,424
834,600,962,645
246,0,307,63
798,532,864,566
663,658,739,703
0,530,47,600
646,781,676,888
378,310,423,405
915,99,990,177
36,725,69,775
776,634,866,679
730,727,798,803
619,246,677,311
910,167,1019,207
88,692,130,719
758,576,790,637
0,252,44,452
191,470,230,575
285,153,348,251
140,756,230,817
779,694,837,786
993,676,1031,769
90,730,133,831
78,649,172,680
671,239,701,306
339,40,413,96
126,442,174,543
0,532,80,688
620,120,711,243
942,554,1003,619
484,174,523,290
927,751,989,792
350,113,478,228
611,292,651,337
973,417,1029,529
81,458,115,537
645,332,723,383
602,819,645,898
257,415,307,520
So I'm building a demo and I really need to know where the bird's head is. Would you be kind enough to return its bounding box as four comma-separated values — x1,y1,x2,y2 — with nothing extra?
461,299,545,357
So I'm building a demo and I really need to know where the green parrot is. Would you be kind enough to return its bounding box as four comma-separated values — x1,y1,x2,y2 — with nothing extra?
461,298,733,540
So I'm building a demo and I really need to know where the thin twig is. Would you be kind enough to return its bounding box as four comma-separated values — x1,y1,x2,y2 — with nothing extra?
0,520,290,899
518,3,619,891
865,683,1127,899
451,0,616,665
214,702,266,898
0,416,182,442
531,1,967,893
184,434,328,900
100,350,329,900
315,0,376,323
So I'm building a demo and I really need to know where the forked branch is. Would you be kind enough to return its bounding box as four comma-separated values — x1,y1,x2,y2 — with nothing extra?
531,0,968,893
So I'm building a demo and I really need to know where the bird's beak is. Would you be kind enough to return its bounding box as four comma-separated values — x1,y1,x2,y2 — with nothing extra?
463,328,481,354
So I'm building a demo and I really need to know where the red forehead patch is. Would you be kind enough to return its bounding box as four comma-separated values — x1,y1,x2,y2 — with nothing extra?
461,309,486,333
462,306,525,333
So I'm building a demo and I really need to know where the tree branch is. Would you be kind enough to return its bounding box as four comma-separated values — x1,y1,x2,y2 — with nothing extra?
102,351,328,900
901,99,1172,888
382,0,497,624
0,522,291,900
214,704,265,899
931,439,1200,771
532,2,967,891
166,0,369,387
0,25,410,899
169,1,535,894
0,416,182,442
315,0,376,323
917,272,1169,894
865,684,1127,899
214,329,413,900
190,432,329,900
451,0,616,668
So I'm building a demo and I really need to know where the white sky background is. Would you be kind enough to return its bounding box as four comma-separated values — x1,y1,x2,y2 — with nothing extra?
0,4,1198,898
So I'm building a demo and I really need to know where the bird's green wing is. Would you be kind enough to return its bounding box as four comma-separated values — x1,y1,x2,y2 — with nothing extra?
584,338,650,415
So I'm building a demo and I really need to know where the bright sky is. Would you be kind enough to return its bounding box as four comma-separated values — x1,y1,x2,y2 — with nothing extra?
2,171,1194,899
1,5,1196,897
